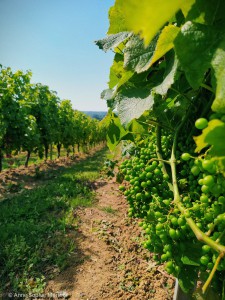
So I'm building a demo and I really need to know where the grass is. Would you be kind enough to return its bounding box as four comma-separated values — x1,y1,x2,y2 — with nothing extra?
0,147,108,295
101,206,118,214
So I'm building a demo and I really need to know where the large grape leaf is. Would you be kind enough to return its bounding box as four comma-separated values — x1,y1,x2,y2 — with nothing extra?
119,0,188,46
174,21,218,89
153,54,179,96
116,87,154,125
95,32,132,52
150,25,180,67
211,36,225,114
124,34,159,73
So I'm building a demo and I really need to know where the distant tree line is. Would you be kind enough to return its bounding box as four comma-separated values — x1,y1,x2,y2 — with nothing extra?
0,66,107,171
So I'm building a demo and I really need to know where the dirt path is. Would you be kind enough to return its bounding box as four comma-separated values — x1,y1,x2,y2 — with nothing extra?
46,177,175,300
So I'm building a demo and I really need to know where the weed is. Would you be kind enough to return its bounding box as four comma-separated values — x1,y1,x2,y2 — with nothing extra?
101,206,117,214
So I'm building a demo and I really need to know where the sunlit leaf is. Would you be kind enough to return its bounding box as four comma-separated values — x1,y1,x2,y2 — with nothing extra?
150,25,180,67
120,0,186,46
180,0,195,17
108,1,128,34
109,53,134,89
124,34,159,73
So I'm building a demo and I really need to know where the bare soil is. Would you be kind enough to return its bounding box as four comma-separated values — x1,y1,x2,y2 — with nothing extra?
46,177,175,300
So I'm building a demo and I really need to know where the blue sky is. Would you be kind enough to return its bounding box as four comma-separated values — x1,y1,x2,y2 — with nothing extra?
0,0,115,111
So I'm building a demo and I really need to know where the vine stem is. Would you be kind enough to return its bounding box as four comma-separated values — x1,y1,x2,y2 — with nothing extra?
200,83,214,93
202,252,224,294
155,125,173,192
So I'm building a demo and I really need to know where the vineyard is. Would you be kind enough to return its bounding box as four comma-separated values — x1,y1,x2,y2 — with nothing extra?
96,0,225,298
0,66,106,170
1,0,225,299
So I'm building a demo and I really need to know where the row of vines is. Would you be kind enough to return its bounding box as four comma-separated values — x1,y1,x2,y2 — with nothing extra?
97,0,225,298
0,66,106,171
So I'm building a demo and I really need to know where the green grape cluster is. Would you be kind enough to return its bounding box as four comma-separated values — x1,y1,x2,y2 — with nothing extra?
118,116,225,294
119,133,186,276
178,117,225,272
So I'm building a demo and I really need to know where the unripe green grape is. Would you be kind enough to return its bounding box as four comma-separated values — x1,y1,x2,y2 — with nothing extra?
203,175,214,186
202,159,214,172
191,166,200,176
201,185,210,193
200,255,210,265
218,196,225,204
181,153,191,161
195,118,208,130
200,194,209,203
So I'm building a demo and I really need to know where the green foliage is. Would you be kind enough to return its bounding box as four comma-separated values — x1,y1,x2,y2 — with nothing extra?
0,66,106,169
174,21,218,89
98,0,225,297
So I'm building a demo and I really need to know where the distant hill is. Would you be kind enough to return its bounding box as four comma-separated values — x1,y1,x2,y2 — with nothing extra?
82,111,107,121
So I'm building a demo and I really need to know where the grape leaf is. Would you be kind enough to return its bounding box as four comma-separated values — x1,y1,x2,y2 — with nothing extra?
109,53,134,89
106,113,126,151
109,54,124,89
194,119,225,154
211,36,225,114
180,0,195,17
128,118,149,135
101,89,115,101
154,53,179,96
150,25,180,67
120,0,188,46
124,34,159,73
101,89,117,109
186,0,225,26
95,32,132,52
181,256,200,266
116,87,154,125
108,1,128,34
174,21,218,89
181,243,201,266
178,265,198,294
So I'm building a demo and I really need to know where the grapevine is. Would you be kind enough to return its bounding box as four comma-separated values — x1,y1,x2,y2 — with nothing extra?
0,67,107,169
97,0,225,297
